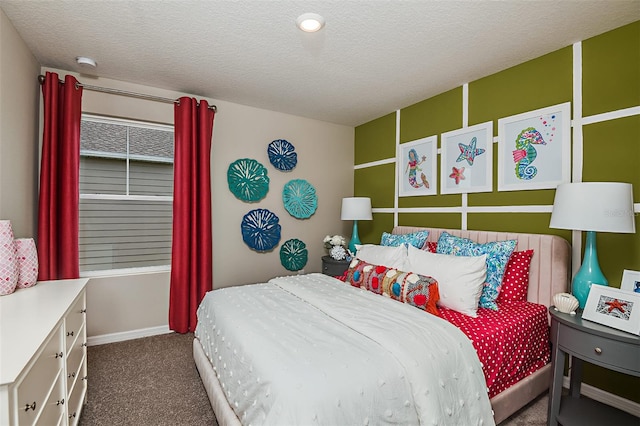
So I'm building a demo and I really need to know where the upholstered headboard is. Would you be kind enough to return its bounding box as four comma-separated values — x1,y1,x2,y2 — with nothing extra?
392,226,571,309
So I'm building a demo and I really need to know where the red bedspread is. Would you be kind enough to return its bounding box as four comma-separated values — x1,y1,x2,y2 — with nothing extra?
439,302,550,398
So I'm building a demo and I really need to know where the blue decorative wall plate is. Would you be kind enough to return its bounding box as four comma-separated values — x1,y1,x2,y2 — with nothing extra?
282,179,317,219
241,209,281,252
227,158,269,202
280,239,308,271
267,139,297,171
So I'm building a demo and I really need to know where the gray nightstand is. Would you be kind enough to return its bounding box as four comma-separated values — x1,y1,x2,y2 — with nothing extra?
321,255,349,277
548,307,640,426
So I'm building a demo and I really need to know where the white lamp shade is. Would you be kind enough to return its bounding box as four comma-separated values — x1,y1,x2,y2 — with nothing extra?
341,197,372,221
550,182,636,233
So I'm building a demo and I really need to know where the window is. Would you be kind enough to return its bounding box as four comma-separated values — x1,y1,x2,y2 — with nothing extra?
79,115,174,273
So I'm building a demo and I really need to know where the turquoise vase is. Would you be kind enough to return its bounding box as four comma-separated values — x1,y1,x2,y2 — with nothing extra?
572,231,608,309
348,220,361,255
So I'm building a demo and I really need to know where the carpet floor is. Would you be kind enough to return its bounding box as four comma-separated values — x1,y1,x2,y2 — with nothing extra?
78,332,548,425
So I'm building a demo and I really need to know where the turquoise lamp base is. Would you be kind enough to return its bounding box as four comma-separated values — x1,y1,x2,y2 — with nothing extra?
572,231,608,309
348,220,361,255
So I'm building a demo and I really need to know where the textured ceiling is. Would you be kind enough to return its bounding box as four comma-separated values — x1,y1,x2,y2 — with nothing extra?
1,1,639,126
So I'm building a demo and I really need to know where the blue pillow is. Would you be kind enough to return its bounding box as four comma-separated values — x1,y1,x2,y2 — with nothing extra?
380,230,429,249
436,232,516,310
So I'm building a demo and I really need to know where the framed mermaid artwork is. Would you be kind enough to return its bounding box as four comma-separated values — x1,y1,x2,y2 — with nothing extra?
440,121,493,195
497,102,571,191
398,136,437,197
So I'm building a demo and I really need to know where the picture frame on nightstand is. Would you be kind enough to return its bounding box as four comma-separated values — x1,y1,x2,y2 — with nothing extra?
582,285,640,335
620,269,640,293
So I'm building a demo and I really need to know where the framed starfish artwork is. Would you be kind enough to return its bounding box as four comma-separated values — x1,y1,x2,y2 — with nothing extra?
497,102,571,191
398,136,437,197
582,285,640,335
440,121,493,195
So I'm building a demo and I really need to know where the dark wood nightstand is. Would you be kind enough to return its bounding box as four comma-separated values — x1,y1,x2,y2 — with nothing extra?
548,307,640,426
321,255,349,277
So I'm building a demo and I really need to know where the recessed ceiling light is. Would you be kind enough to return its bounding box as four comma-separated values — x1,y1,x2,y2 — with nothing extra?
296,13,325,33
76,56,97,68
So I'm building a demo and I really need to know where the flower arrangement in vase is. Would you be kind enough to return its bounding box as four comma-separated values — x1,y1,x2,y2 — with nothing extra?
323,234,349,261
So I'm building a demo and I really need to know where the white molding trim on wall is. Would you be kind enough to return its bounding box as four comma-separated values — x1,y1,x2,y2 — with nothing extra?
87,325,172,346
354,157,395,169
582,105,640,125
562,375,640,417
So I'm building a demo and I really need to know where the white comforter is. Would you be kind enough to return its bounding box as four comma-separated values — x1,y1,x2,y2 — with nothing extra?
195,273,495,426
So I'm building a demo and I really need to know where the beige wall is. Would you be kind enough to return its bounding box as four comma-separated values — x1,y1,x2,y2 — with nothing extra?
0,8,40,238
42,67,354,338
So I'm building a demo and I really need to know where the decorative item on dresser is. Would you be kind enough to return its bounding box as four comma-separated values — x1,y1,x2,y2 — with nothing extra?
548,307,640,426
0,278,89,425
549,182,636,309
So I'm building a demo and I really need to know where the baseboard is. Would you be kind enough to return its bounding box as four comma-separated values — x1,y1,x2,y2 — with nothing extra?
87,325,172,346
563,375,640,417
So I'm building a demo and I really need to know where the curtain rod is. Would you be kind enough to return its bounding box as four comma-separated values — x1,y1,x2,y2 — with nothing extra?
37,75,217,112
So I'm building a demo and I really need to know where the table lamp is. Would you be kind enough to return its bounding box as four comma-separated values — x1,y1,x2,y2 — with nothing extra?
341,197,372,254
550,182,636,309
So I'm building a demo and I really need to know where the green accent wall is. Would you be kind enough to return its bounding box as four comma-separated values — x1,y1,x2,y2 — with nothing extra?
583,21,640,116
354,22,640,403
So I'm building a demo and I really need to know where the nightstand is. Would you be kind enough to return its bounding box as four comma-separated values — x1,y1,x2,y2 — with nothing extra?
321,255,349,277
548,307,640,426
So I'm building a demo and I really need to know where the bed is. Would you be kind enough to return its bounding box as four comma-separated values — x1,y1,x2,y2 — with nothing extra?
193,226,570,425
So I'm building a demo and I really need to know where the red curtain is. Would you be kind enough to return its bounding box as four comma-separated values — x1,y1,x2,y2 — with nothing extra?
169,97,215,333
37,72,83,281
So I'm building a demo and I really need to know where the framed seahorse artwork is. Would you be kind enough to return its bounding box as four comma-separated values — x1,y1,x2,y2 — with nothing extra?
497,102,571,192
440,121,493,195
398,136,437,197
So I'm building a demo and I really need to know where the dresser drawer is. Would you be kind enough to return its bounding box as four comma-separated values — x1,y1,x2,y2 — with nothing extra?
33,372,65,426
16,325,64,425
66,372,86,426
65,329,86,394
65,293,86,353
558,324,640,373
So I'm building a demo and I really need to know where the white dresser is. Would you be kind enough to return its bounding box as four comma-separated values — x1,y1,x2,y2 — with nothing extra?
0,278,89,426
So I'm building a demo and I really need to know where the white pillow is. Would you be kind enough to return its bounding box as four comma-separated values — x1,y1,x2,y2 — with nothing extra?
407,244,486,317
355,244,408,270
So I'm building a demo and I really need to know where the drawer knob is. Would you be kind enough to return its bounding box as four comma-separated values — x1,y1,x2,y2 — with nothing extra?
69,412,77,419
82,342,87,347
67,331,75,337
82,375,88,381
594,347,602,355
80,308,87,313
68,372,76,379
24,401,36,411
56,398,65,406
55,351,64,359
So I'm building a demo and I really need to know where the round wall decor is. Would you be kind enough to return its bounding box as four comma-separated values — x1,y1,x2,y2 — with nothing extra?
241,208,281,252
267,139,297,171
282,179,317,219
280,239,308,271
227,158,269,202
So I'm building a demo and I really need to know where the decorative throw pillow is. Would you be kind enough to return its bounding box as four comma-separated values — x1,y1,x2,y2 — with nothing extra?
497,250,534,304
0,220,18,296
407,244,486,317
355,244,408,270
345,258,440,316
436,232,517,310
424,241,438,253
380,230,429,249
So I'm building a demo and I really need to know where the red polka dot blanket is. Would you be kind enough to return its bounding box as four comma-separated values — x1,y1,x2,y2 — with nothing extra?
439,301,550,398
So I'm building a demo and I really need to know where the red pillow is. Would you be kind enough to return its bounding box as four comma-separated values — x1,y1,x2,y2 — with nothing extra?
497,249,534,303
424,241,438,253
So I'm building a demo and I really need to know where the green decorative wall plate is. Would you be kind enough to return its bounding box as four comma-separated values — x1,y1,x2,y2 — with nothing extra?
227,158,269,202
280,238,308,271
